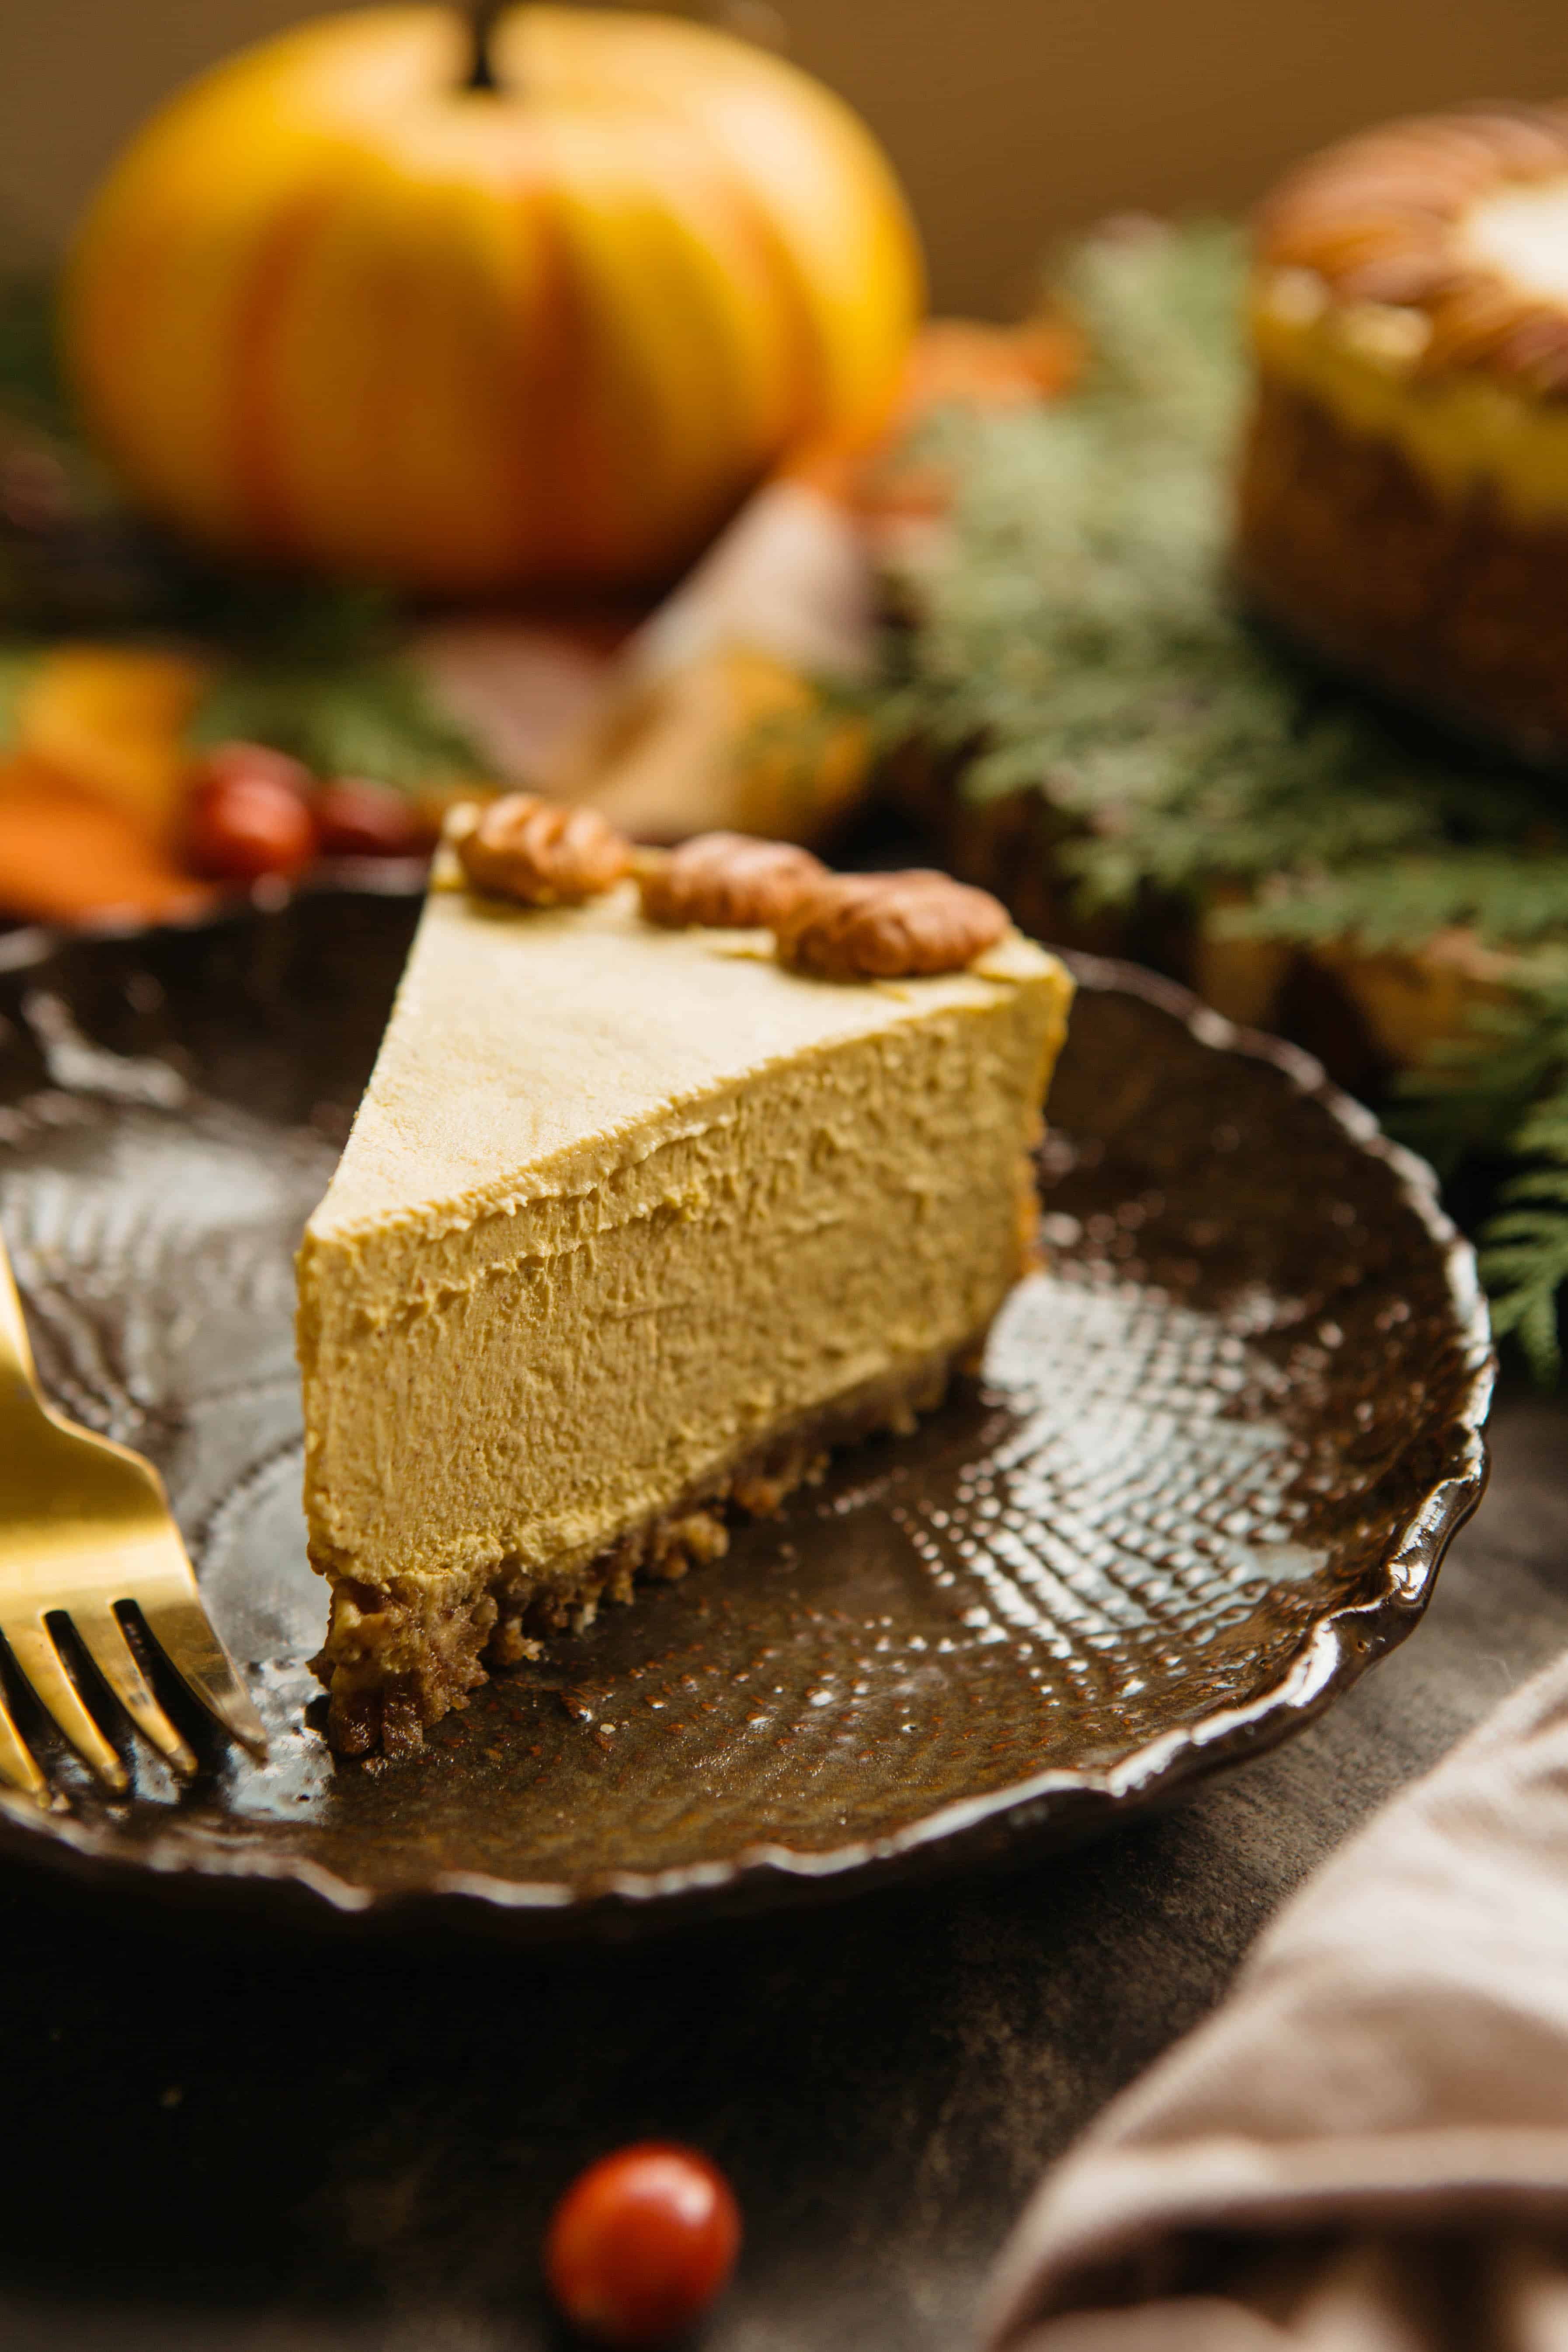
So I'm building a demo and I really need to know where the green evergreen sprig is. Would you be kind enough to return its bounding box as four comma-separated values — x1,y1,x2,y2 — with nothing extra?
184,583,482,789
867,220,1568,1377
1229,851,1568,954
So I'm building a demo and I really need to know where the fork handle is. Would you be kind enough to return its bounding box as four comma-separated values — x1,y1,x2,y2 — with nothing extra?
0,1221,38,1390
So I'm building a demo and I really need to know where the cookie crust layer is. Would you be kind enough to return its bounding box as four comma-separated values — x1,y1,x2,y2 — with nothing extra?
314,1329,985,1757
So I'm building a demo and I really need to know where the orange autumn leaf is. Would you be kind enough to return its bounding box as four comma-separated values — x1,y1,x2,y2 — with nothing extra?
15,645,211,843
895,316,1083,415
0,765,216,926
784,315,1083,511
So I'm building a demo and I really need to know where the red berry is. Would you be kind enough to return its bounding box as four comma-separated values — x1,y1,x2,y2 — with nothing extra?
190,740,315,801
315,776,431,858
185,770,318,884
544,2144,741,2347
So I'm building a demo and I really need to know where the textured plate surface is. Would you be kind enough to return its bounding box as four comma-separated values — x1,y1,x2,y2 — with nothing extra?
0,896,1492,1932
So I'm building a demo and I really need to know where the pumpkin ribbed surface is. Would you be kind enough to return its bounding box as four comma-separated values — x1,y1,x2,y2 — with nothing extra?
64,6,922,592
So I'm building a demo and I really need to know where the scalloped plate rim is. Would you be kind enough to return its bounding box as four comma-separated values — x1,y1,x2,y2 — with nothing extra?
0,918,1496,1936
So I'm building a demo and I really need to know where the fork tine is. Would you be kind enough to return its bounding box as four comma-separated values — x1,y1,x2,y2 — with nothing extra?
74,1606,198,1776
0,1687,45,1803
0,1615,128,1791
136,1593,268,1756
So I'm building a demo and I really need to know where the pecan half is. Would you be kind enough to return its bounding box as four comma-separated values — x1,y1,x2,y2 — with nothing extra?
453,794,632,907
639,832,826,930
774,869,1009,980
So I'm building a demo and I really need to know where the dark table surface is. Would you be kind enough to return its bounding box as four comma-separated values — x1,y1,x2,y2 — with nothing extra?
0,1385,1562,2352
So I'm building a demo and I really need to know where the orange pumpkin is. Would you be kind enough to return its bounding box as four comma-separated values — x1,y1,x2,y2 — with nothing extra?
63,6,923,596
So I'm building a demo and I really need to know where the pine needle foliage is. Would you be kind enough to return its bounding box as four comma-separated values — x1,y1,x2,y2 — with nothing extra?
867,221,1568,1377
184,584,482,790
188,650,481,792
0,263,69,440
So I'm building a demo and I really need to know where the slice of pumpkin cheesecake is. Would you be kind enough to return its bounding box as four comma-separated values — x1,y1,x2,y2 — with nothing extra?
296,809,1074,1755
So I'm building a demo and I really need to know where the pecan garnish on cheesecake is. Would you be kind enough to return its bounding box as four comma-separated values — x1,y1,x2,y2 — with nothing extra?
637,832,826,930
452,794,633,906
774,869,1009,980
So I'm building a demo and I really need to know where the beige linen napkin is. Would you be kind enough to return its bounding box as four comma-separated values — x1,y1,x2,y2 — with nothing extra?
984,1651,1568,2351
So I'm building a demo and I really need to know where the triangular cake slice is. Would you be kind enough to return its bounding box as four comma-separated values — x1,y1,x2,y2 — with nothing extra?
297,839,1073,1755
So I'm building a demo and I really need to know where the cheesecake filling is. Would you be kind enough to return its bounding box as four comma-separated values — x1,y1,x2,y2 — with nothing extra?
300,995,1048,1590
296,886,1070,1753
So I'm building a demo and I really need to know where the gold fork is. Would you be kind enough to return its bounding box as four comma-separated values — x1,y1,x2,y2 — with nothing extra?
0,1226,266,1801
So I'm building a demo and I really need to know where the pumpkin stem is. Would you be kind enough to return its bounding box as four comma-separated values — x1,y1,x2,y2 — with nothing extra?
465,0,504,90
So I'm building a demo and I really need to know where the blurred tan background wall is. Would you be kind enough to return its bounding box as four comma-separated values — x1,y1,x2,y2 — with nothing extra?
3,1,1567,313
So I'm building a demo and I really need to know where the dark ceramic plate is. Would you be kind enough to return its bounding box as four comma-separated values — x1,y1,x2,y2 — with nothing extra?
0,894,1492,1935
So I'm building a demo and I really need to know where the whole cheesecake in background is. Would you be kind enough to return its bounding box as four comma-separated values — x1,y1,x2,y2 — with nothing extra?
1238,104,1568,764
296,809,1073,1756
